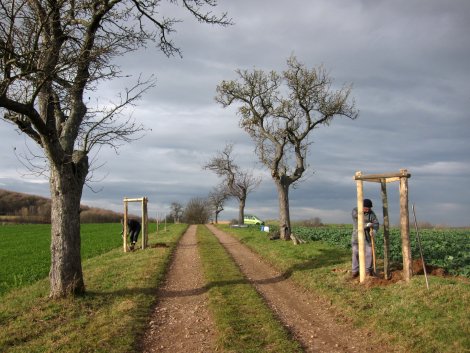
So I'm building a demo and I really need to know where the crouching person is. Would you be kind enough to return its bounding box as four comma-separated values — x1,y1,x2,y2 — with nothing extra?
121,219,141,251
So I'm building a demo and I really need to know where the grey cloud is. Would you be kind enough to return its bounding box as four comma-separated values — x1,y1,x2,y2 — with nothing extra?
1,0,469,226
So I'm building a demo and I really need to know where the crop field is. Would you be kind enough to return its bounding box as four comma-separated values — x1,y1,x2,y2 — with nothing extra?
292,225,470,277
0,223,125,296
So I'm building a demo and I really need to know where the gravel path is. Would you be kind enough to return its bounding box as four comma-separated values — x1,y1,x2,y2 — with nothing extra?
141,225,217,353
141,224,397,353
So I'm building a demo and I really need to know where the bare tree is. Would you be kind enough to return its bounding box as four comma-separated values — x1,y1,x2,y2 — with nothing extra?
169,202,184,223
208,184,229,224
183,197,211,224
0,0,230,298
204,144,260,225
216,56,358,240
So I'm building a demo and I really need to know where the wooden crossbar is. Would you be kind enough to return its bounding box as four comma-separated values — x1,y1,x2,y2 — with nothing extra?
354,171,411,181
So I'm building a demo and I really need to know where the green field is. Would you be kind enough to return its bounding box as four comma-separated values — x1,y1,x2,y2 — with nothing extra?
0,223,144,296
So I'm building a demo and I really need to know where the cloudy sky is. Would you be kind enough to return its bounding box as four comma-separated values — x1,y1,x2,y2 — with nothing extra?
1,0,469,226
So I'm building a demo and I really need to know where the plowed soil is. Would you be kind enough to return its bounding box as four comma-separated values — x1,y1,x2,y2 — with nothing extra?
140,225,399,352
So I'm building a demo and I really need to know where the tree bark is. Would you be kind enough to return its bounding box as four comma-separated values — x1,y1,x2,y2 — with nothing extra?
48,153,88,298
276,180,291,240
238,198,246,225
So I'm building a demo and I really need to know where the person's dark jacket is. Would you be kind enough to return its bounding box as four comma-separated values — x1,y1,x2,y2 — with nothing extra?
128,219,141,231
351,207,379,244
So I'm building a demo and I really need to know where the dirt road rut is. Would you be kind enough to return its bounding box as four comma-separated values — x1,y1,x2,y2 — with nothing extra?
141,225,216,353
141,224,395,353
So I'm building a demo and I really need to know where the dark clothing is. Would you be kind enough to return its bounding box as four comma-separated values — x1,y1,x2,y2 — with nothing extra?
351,207,379,245
128,219,141,244
351,207,380,274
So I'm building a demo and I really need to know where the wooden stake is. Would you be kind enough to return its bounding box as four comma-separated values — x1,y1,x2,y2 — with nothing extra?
412,204,430,290
399,170,413,281
123,199,128,253
156,212,159,235
370,228,376,273
355,171,366,283
381,180,391,280
142,197,148,249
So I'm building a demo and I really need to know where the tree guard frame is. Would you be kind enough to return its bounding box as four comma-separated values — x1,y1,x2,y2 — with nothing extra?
123,197,149,252
354,169,412,283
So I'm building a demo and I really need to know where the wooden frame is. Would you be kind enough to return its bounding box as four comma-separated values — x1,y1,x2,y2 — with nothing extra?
123,197,148,252
354,169,412,283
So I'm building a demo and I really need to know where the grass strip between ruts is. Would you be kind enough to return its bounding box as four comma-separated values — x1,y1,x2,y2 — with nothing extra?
217,224,470,353
197,225,302,353
0,223,188,353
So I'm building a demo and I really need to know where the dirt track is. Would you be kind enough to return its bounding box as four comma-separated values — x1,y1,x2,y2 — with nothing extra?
141,224,397,352
141,225,216,353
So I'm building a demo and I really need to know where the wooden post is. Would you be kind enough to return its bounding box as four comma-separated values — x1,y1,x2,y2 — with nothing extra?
142,197,148,249
123,199,128,253
355,171,366,283
399,170,413,281
381,179,391,280
156,212,159,235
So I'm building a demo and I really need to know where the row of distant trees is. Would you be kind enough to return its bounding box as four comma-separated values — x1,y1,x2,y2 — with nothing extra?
0,189,51,222
165,145,261,225
166,199,221,225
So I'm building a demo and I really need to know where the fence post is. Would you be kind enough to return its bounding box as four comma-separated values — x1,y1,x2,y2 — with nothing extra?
356,171,366,283
381,180,391,280
399,170,413,281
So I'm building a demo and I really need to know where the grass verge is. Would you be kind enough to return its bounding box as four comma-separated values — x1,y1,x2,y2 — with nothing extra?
197,225,302,353
217,224,470,353
0,223,187,353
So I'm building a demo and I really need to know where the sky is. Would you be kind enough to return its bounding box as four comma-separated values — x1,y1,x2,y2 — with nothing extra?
1,0,469,226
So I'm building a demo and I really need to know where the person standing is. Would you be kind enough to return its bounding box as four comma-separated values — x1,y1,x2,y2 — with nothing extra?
351,199,379,277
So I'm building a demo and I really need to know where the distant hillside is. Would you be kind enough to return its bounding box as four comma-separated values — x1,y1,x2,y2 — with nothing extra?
0,189,123,223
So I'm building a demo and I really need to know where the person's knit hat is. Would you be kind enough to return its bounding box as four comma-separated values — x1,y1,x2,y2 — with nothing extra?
363,199,373,208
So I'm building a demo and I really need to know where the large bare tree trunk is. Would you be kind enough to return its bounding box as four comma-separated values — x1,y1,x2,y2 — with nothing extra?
48,154,88,298
276,181,291,240
238,198,246,225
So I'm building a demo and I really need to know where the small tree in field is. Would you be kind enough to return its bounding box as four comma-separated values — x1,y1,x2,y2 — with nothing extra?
216,56,358,240
204,144,260,225
0,0,230,298
208,184,229,224
169,202,184,223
